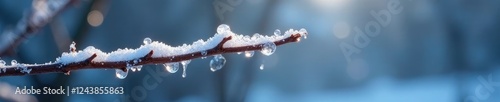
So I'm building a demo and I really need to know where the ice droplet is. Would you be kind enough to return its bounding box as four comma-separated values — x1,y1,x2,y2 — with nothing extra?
133,60,138,64
245,51,254,58
274,29,281,36
129,67,137,72
210,55,226,72
217,24,230,34
115,69,128,79
130,67,137,72
181,60,191,78
134,65,143,71
164,62,179,73
11,60,17,66
126,64,136,72
69,41,76,51
260,64,264,70
237,52,242,54
260,42,276,56
143,37,152,45
201,51,208,56
0,60,5,66
201,51,208,59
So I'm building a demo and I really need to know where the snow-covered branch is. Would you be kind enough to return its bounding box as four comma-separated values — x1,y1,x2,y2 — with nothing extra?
0,0,76,56
0,24,307,79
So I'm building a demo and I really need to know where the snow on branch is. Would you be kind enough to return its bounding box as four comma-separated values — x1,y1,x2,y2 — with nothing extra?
0,24,308,79
0,0,76,56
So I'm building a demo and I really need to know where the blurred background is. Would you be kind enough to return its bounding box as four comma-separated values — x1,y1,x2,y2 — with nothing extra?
1,0,500,102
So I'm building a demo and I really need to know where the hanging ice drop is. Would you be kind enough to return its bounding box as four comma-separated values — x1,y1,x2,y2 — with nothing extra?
181,60,191,78
134,65,143,71
244,51,254,58
210,54,226,72
130,67,137,72
164,62,180,73
115,69,128,79
260,42,276,56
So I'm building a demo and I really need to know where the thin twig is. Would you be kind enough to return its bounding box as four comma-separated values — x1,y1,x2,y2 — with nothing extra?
0,33,303,77
0,0,77,56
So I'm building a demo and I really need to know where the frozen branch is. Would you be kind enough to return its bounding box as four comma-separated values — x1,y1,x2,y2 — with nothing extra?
0,24,307,78
0,0,76,56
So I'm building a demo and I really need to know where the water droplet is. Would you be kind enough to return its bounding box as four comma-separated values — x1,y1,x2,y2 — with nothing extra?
181,60,191,78
135,65,143,71
127,64,136,72
69,41,76,51
210,55,226,72
130,67,137,72
0,60,5,66
143,37,152,45
201,51,208,59
134,60,138,64
11,60,17,66
260,64,264,70
237,52,242,54
260,42,276,56
217,24,230,34
115,69,128,79
201,51,208,56
164,62,179,73
244,51,254,58
299,28,307,39
274,29,281,36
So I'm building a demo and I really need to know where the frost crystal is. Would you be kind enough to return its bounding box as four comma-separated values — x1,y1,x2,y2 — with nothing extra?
164,62,179,73
19,64,31,74
244,51,254,58
115,69,128,79
210,54,226,72
181,60,191,78
260,42,276,56
143,37,152,45
251,33,262,40
70,41,76,51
